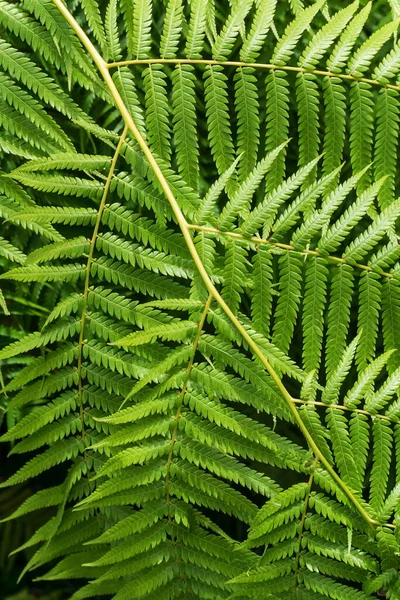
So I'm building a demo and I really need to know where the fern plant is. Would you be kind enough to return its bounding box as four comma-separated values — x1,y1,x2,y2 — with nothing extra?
2,0,400,598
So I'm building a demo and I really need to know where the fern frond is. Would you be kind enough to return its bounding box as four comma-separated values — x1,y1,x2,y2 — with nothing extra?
185,0,207,59
212,0,253,61
234,67,260,181
271,0,325,66
302,257,328,374
374,88,400,208
240,0,276,62
110,321,198,347
348,19,399,77
171,65,199,189
349,82,374,192
143,65,171,163
160,0,184,59
129,0,152,59
299,2,358,70
79,0,106,53
265,70,290,192
204,65,235,179
0,236,26,264
272,252,303,354
326,265,354,378
0,263,85,283
356,272,381,371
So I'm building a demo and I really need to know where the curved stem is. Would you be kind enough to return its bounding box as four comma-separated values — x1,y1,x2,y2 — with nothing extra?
293,398,400,425
186,224,394,279
51,0,377,529
106,57,400,94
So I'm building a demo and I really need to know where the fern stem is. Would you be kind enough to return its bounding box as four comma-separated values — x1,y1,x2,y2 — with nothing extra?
76,126,128,439
51,0,378,530
293,398,399,425
187,224,394,279
164,294,213,513
106,58,400,94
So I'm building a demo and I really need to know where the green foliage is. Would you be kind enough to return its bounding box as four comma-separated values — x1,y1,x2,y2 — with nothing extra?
1,0,400,598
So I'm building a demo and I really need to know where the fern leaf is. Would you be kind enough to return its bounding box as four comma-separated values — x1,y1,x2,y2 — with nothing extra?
300,1,358,69
265,70,290,192
296,73,320,184
0,73,74,152
0,236,26,264
0,438,80,487
0,485,65,523
92,256,188,299
25,237,89,265
13,153,111,173
96,232,191,279
319,177,385,253
270,167,341,242
349,82,374,192
0,98,61,155
348,19,399,77
356,272,381,371
221,240,249,314
327,3,371,72
344,198,400,261
178,439,278,497
160,0,184,59
299,404,334,464
323,336,359,405
365,365,400,414
185,0,208,58
130,0,152,58
9,172,103,199
0,263,85,283
241,157,320,237
302,257,328,374
272,0,325,66
234,67,260,181
374,38,400,82
171,65,199,189
382,275,400,374
292,168,364,250
349,413,369,494
218,142,287,230
322,77,346,184
369,419,393,512
325,265,354,378
197,157,240,226
79,0,106,53
0,390,78,441
374,88,400,208
0,39,90,123
240,0,276,62
185,390,279,453
344,351,394,409
251,245,273,338
7,206,97,226
272,252,303,354
110,321,197,347
325,408,361,491
212,0,253,60
203,65,235,178
143,65,171,163
113,68,147,137
4,344,78,392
